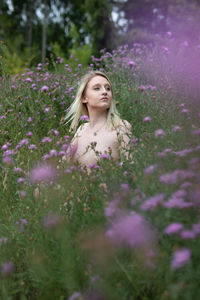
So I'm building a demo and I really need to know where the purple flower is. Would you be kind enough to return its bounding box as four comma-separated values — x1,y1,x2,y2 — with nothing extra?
99,153,110,160
180,230,196,239
173,148,193,157
42,213,60,229
105,211,155,248
164,190,193,209
164,223,183,235
172,125,181,132
80,115,89,121
159,170,194,184
154,129,166,138
3,156,12,166
143,116,152,122
105,199,121,217
128,60,136,67
41,137,52,143
25,77,32,82
181,108,189,114
120,183,130,193
29,144,37,150
27,117,33,122
49,149,57,157
29,164,58,184
40,85,49,92
26,131,32,137
140,193,164,211
171,248,191,269
0,237,8,245
144,164,158,174
17,177,25,183
19,191,27,198
68,292,82,300
1,262,15,276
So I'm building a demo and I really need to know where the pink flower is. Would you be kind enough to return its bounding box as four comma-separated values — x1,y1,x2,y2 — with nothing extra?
171,248,191,269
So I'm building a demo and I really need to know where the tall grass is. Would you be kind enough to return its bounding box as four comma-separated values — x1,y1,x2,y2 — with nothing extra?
0,37,200,300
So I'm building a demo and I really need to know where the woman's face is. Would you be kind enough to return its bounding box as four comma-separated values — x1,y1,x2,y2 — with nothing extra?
82,75,112,111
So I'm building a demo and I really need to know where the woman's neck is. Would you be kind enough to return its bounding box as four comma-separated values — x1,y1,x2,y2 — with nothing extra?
88,110,108,128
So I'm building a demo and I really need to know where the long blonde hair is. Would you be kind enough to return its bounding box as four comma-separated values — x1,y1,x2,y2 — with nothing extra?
65,70,121,132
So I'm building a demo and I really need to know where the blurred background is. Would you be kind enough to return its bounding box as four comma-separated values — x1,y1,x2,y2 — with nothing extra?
1,0,200,74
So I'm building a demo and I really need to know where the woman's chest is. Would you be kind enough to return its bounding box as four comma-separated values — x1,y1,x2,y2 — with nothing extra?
76,130,119,157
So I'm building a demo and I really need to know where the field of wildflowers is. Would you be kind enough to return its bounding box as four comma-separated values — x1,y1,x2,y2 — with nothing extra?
1,34,200,299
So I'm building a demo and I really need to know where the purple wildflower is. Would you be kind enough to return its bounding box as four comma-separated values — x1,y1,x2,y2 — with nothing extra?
154,129,166,138
29,164,58,184
128,60,136,67
3,156,12,166
0,237,8,245
120,183,130,193
68,292,82,300
171,248,191,269
144,164,158,174
105,199,121,217
180,230,196,239
41,137,52,143
140,193,164,211
164,223,183,235
26,131,32,137
172,125,181,132
105,211,155,248
173,148,193,157
40,85,49,92
99,153,110,160
42,213,60,229
17,177,25,183
1,261,15,276
29,144,37,150
143,116,152,122
80,115,89,121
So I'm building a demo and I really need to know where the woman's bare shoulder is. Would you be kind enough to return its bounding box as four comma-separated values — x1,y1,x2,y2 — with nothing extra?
73,122,89,138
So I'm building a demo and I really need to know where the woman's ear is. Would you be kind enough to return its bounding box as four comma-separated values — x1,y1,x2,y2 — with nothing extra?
82,96,88,104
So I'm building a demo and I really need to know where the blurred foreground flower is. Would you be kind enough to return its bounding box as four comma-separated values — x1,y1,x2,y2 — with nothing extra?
171,248,191,269
105,211,156,249
42,213,61,229
29,164,58,184
1,261,15,277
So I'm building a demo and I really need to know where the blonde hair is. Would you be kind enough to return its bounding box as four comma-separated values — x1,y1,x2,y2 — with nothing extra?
65,70,121,132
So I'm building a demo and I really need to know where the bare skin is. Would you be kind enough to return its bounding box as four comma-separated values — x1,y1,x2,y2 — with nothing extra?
66,75,132,167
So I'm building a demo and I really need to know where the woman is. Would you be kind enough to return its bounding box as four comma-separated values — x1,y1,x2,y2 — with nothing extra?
65,70,132,167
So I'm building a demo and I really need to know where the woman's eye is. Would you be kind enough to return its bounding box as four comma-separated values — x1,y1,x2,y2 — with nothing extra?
94,87,99,90
106,87,111,91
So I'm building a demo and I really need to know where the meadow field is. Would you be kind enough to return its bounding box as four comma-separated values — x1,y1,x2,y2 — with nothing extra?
0,37,200,300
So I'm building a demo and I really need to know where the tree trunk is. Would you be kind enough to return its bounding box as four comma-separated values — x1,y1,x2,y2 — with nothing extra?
42,3,48,63
27,1,33,58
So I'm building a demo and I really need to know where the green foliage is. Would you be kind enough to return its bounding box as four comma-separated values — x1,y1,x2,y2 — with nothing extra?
0,40,200,299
